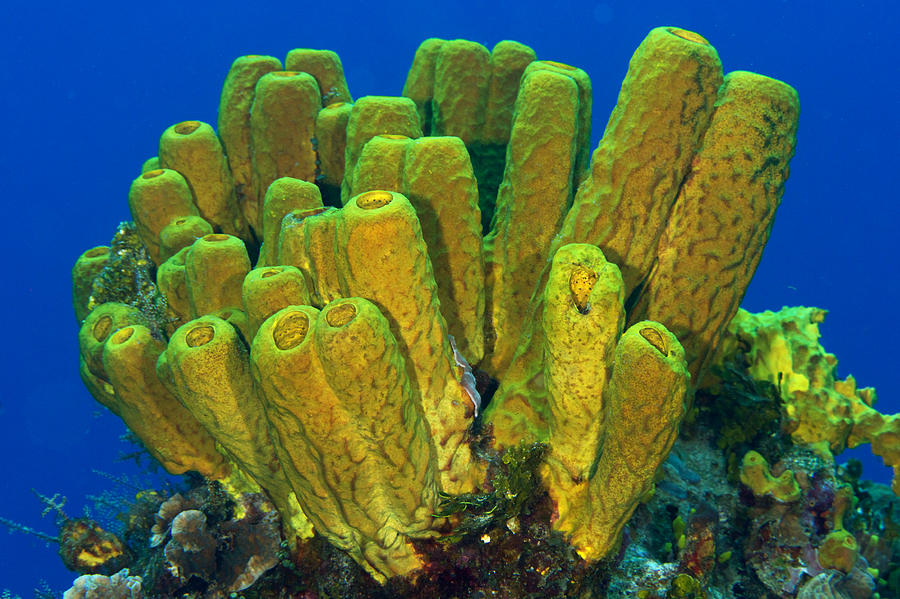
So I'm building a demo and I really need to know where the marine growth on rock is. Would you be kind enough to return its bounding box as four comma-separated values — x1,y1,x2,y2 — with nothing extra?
69,25,898,598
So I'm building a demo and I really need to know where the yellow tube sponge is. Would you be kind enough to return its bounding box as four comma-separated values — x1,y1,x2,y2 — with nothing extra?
342,96,422,201
541,244,624,485
336,190,478,493
259,177,323,266
629,71,799,383
431,40,491,144
250,305,360,557
482,29,726,443
157,315,312,541
554,27,723,296
481,41,537,145
72,29,811,581
158,215,213,264
313,101,352,203
402,38,446,134
483,243,622,452
285,48,352,106
571,322,689,561
314,299,439,579
141,156,159,173
403,39,536,233
241,266,310,337
156,247,191,330
251,300,440,582
158,121,248,241
277,206,342,307
217,54,283,231
78,302,146,415
521,60,592,178
351,135,485,363
403,137,485,363
127,168,198,264
185,234,251,317
72,246,110,323
250,71,321,229
404,38,535,147
212,306,252,343
351,134,410,196
101,324,228,478
483,64,581,375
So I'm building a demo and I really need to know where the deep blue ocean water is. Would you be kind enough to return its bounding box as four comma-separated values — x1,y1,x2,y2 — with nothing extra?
1,1,896,595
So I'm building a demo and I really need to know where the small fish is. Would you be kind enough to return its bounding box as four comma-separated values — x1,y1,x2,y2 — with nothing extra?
449,335,480,418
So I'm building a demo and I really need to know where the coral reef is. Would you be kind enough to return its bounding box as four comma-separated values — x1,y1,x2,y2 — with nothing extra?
715,307,900,493
68,25,900,598
739,450,802,503
63,317,900,597
58,518,131,576
63,569,142,599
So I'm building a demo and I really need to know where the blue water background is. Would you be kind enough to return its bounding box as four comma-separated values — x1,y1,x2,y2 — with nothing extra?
0,1,896,595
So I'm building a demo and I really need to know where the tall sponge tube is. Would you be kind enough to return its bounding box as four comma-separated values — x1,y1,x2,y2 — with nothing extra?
157,315,312,542
315,298,439,580
250,305,361,561
540,244,625,521
101,324,228,478
336,190,479,494
554,26,723,298
252,300,439,583
628,70,800,384
573,321,689,561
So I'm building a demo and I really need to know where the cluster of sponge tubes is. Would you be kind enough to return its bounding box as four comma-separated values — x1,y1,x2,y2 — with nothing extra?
73,26,800,581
